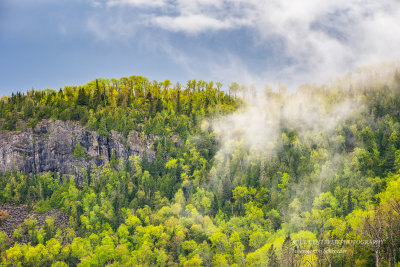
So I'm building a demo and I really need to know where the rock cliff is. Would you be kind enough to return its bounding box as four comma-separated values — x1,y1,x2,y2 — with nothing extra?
0,120,156,177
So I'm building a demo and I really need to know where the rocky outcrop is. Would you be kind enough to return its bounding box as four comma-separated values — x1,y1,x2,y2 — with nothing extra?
0,120,157,177
0,204,69,240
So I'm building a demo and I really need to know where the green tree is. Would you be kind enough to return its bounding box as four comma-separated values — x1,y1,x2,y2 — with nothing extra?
73,142,85,159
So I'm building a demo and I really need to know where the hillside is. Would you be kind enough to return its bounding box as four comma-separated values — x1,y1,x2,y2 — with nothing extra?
0,70,400,266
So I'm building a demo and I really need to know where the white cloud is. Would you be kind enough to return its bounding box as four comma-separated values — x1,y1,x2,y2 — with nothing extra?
85,0,400,86
152,14,236,34
86,14,143,41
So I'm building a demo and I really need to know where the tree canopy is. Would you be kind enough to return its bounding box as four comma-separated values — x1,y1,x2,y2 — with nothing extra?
0,70,400,266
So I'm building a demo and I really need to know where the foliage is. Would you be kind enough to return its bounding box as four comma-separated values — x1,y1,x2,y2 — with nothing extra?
0,72,400,266
73,143,85,159
0,210,9,225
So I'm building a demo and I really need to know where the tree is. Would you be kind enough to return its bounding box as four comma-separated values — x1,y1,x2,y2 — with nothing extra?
281,235,295,267
44,217,56,241
216,82,223,91
184,255,203,267
6,243,24,266
209,232,228,253
46,238,62,263
76,87,89,106
213,254,229,267
25,244,49,266
0,209,9,225
361,208,386,267
25,216,39,245
0,231,7,252
267,245,279,267
229,82,239,98
162,79,172,90
249,231,266,250
73,142,85,159
230,232,244,266
177,89,181,113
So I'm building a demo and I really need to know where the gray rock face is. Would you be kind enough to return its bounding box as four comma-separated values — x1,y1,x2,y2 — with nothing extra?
0,120,156,177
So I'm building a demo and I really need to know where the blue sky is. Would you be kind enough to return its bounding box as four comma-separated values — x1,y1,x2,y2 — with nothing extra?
1,0,400,95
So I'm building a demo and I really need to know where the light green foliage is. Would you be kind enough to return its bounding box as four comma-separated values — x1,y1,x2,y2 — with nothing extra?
6,243,24,266
0,231,7,251
12,227,23,242
51,261,68,267
34,199,51,213
73,142,85,159
0,73,400,266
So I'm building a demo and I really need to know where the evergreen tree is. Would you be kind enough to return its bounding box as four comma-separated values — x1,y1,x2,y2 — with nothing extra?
76,88,88,106
73,142,85,159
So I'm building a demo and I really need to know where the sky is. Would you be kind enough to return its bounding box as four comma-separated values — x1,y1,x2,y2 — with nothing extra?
1,0,400,95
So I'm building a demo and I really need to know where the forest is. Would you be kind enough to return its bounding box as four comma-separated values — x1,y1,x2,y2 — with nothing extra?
0,66,400,266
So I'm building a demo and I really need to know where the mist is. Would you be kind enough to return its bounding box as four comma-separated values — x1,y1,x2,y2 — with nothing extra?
207,62,400,226
212,61,399,156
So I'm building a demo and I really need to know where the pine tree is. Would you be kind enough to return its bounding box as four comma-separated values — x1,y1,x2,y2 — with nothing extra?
268,245,279,267
73,142,86,159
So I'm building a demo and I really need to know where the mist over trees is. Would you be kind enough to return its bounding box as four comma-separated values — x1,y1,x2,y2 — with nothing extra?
0,64,400,266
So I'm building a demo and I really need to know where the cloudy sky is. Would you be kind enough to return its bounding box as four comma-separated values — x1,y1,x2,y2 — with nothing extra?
1,0,400,95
